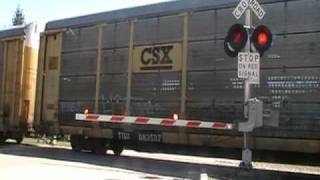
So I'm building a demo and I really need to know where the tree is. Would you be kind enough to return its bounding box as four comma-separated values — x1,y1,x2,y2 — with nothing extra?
12,5,25,26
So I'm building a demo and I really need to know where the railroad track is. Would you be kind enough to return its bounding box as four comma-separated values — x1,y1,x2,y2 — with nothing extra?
0,139,319,180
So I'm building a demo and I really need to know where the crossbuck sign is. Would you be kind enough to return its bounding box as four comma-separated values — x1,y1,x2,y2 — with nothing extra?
233,0,266,20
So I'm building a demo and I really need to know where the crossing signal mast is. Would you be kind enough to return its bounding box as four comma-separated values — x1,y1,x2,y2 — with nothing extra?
227,0,273,168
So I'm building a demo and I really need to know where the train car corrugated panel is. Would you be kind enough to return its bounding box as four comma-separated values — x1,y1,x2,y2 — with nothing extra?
101,48,128,74
59,76,96,122
257,69,320,138
0,26,25,39
191,7,241,42
252,0,320,35
0,42,4,95
58,26,99,121
45,0,238,30
60,51,97,76
62,26,98,52
131,72,181,118
98,23,129,115
187,71,243,122
34,34,46,130
134,18,158,46
129,14,184,118
103,22,129,49
262,33,320,68
0,42,4,132
2,39,25,128
99,73,127,115
40,33,63,133
59,75,96,101
44,0,319,33
277,0,320,34
99,48,128,114
134,15,183,45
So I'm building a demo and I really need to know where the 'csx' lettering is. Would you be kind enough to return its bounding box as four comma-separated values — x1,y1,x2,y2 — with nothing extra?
141,46,173,65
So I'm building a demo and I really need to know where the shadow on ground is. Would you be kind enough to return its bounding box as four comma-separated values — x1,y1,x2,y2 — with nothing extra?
0,142,318,180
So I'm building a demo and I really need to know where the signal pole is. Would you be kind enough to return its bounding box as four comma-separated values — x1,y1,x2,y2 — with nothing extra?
241,8,252,168
230,0,270,168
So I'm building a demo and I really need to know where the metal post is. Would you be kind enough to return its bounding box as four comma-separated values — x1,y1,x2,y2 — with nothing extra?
180,13,189,119
240,8,253,168
94,25,104,113
126,20,135,115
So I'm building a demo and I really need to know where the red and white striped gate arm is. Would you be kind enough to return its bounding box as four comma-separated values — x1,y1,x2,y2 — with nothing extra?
75,113,233,130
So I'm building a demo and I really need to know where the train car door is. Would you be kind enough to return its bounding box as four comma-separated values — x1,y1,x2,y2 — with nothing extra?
36,33,62,132
2,38,25,129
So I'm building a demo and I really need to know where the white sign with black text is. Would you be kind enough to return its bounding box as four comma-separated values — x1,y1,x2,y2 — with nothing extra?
248,0,265,20
238,52,260,84
232,0,265,20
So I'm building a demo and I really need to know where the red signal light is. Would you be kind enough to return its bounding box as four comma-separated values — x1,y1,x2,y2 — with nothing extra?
251,25,272,54
228,24,248,51
257,32,268,45
224,24,248,57
234,29,244,44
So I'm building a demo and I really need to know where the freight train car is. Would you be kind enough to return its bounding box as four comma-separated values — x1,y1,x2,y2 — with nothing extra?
35,0,320,155
0,23,39,143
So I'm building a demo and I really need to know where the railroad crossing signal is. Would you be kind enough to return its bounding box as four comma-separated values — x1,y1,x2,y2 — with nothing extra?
228,0,272,57
251,25,272,56
230,0,271,168
224,24,272,57
224,24,248,57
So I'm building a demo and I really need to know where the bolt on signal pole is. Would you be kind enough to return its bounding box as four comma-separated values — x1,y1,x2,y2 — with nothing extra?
241,8,253,168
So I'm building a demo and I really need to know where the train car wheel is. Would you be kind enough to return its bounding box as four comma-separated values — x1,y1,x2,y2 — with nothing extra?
111,144,124,156
89,139,107,155
0,133,5,144
93,146,107,155
70,135,83,152
15,135,24,144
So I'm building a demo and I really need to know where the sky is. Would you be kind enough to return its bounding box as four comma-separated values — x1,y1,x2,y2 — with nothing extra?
0,0,174,30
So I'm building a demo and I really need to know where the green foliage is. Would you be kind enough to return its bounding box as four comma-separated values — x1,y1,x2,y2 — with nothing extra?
12,5,25,26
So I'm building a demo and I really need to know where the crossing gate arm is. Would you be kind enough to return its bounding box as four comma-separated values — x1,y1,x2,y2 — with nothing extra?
75,113,234,130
